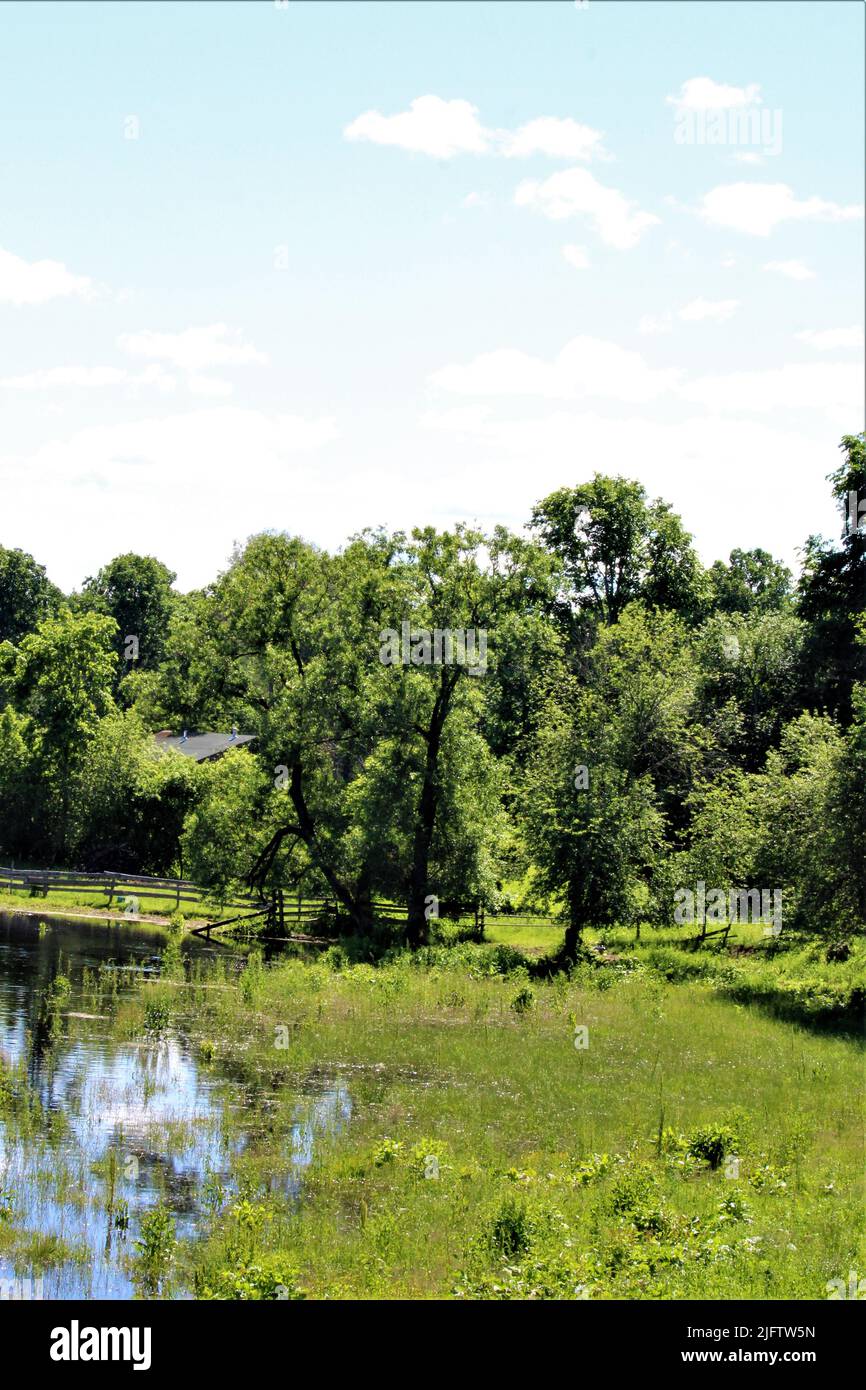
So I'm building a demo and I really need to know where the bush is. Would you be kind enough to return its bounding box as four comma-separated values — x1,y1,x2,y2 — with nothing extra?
510,986,535,1014
198,1260,305,1300
687,1120,740,1170
488,1194,534,1260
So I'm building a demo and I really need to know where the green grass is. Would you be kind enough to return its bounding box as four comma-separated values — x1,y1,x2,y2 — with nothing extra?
484,916,563,952
120,936,865,1300
0,886,214,921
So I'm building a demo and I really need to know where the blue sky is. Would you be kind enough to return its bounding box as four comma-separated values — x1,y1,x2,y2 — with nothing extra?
0,0,863,590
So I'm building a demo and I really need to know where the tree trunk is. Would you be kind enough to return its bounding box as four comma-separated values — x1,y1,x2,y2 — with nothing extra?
350,861,375,935
405,671,456,948
247,756,365,934
562,878,584,964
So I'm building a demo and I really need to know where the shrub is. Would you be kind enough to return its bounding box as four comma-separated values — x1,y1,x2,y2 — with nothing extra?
510,986,535,1014
134,1204,176,1293
198,1260,305,1300
143,999,171,1034
488,1194,534,1260
687,1120,740,1170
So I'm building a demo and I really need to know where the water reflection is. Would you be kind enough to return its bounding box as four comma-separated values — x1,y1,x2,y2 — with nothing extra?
0,912,350,1299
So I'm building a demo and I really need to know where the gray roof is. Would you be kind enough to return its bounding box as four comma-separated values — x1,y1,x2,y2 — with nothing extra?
155,732,257,762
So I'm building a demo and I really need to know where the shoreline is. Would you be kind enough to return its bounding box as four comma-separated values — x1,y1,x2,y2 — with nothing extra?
0,900,200,929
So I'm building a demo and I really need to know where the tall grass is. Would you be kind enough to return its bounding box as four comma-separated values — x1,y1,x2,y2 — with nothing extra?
123,937,865,1300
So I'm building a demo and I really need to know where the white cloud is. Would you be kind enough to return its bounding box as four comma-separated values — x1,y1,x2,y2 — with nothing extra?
417,407,841,571
639,299,739,333
429,334,861,433
429,336,682,404
638,312,673,336
763,259,815,281
118,323,268,371
0,364,176,392
0,407,340,587
344,98,609,164
462,191,489,207
419,404,493,434
344,96,489,158
698,182,864,236
796,326,864,351
666,77,763,112
0,245,95,305
562,244,590,270
515,168,659,249
679,361,862,423
502,117,607,161
732,151,764,166
678,297,740,323
186,374,235,398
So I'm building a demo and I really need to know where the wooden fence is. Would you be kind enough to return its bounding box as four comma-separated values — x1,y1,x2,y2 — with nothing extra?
0,866,253,912
0,866,572,940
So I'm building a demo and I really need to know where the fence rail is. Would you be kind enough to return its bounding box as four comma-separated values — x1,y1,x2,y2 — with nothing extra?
0,867,254,911
0,867,571,937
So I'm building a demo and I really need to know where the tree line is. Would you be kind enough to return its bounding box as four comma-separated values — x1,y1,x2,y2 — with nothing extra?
0,432,863,956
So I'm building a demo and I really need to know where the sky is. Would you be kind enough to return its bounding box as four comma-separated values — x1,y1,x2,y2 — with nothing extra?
0,0,863,592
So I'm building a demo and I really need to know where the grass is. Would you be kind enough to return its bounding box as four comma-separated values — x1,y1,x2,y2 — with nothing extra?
0,885,214,922
116,933,865,1300
484,916,562,952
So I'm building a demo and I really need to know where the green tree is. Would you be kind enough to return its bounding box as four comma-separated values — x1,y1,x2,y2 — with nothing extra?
695,610,806,771
522,695,665,961
159,525,538,945
0,610,118,858
708,548,792,615
755,699,866,935
665,768,762,921
0,546,62,644
76,553,177,684
798,433,866,723
530,474,707,629
0,706,37,859
69,710,201,873
520,605,695,959
182,750,270,902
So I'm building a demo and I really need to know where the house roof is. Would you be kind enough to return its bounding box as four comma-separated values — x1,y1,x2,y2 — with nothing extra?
154,731,257,762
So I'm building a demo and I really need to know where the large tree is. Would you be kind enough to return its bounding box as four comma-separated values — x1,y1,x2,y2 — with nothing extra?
521,604,697,960
0,610,118,858
76,552,177,683
0,546,62,644
530,474,708,631
69,710,201,874
144,525,542,944
708,547,792,615
694,609,807,772
798,433,866,723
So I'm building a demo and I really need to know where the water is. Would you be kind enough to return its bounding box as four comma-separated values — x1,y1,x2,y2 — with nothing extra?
0,912,350,1299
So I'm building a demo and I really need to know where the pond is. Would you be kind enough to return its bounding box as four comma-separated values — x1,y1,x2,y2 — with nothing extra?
0,912,350,1299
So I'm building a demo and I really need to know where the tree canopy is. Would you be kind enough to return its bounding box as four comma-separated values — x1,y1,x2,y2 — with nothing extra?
1,440,862,950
